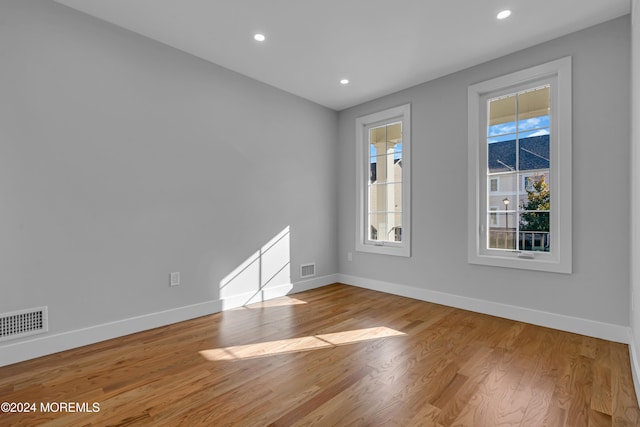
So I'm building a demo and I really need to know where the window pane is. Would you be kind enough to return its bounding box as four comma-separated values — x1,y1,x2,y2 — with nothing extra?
519,211,550,231
488,140,517,172
368,213,401,242
487,211,516,250
369,155,388,184
519,130,550,171
518,211,550,252
369,155,401,184
517,86,549,122
369,213,382,240
386,122,402,151
488,94,516,141
370,183,402,214
487,172,516,250
370,121,402,185
520,172,551,212
488,173,517,208
394,143,403,162
369,126,387,147
487,92,517,174
392,212,402,242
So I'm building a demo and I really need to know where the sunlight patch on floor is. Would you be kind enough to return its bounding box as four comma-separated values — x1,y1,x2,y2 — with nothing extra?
231,296,308,310
199,326,406,361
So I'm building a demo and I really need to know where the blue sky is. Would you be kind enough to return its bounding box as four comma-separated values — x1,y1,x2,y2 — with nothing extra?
488,115,550,143
370,143,402,160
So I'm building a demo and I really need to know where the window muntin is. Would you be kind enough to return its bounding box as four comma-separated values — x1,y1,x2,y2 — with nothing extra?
356,104,411,257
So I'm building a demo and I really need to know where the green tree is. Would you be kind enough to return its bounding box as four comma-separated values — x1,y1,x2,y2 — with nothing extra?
519,174,550,232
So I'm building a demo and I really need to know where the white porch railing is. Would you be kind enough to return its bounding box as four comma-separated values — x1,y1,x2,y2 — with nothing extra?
489,229,550,252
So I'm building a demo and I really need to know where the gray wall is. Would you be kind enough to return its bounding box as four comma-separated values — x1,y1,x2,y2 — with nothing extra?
631,1,640,360
0,0,632,351
338,16,631,326
0,0,338,335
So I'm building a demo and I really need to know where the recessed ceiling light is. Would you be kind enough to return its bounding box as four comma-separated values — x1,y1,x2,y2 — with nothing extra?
496,10,512,20
254,33,266,42
340,79,349,85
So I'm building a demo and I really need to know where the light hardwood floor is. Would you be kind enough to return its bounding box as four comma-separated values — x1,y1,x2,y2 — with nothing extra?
1,284,639,426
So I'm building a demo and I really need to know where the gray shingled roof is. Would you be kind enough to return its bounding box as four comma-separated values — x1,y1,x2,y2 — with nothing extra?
488,135,549,173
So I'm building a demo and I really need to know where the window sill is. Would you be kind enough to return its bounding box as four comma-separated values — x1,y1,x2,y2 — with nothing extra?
468,251,571,274
356,242,410,257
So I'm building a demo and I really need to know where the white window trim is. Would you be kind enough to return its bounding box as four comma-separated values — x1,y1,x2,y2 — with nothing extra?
468,57,572,273
355,104,411,257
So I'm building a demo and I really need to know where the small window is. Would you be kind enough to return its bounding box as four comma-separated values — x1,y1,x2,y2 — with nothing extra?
489,207,499,226
468,57,572,273
490,178,499,192
356,104,411,257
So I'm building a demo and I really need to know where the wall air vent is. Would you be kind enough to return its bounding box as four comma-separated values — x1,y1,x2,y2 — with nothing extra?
300,263,316,279
0,306,48,343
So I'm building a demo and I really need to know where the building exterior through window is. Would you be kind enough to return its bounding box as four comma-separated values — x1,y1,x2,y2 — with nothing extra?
369,121,403,243
487,85,550,252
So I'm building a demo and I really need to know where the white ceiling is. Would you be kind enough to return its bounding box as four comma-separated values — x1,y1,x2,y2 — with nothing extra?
53,0,630,111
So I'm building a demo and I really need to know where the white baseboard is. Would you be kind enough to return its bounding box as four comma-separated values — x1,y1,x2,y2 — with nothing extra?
2,272,629,369
0,275,335,368
628,329,640,407
292,273,339,294
337,274,630,344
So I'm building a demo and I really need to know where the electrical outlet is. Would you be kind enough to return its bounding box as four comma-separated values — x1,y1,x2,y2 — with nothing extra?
170,272,180,287
347,252,353,261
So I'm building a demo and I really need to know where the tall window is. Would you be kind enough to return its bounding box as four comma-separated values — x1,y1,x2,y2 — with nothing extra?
487,85,551,252
356,104,411,257
468,58,572,273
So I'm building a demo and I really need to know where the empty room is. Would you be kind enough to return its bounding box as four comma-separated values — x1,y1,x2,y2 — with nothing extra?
2,0,640,425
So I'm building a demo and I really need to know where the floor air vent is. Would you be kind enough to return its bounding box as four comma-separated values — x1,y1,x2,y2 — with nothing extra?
300,263,316,278
0,307,48,343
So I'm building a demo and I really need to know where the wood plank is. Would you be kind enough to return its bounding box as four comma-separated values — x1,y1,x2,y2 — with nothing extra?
610,342,640,426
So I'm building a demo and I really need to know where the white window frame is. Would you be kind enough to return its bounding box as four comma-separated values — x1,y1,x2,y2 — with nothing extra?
468,57,572,273
356,104,411,257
